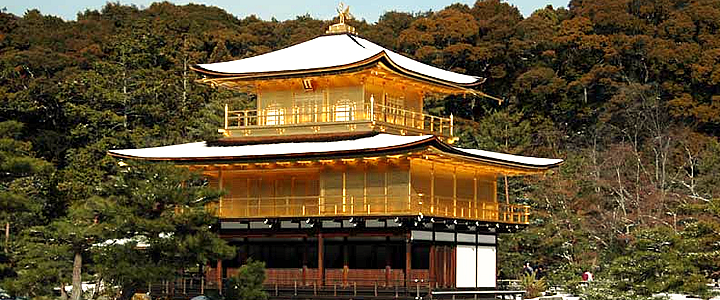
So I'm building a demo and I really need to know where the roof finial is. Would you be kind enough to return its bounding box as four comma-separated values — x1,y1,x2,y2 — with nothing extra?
326,2,357,35
336,2,353,24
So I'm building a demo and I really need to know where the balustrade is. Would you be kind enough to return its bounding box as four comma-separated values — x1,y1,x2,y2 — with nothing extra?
216,195,530,224
223,102,453,137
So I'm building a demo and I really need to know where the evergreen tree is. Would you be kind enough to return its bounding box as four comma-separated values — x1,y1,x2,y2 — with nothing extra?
0,121,54,294
225,259,268,300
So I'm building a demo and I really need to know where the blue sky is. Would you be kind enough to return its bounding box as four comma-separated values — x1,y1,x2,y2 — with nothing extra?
2,0,568,22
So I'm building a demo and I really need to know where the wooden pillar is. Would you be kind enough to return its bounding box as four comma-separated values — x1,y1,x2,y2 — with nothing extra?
343,239,349,286
218,169,224,216
363,168,368,212
451,247,456,288
430,163,435,213
302,238,308,286
408,163,412,211
405,238,411,288
216,259,223,292
342,171,347,213
452,168,457,217
318,233,324,286
320,174,325,214
473,172,478,219
385,237,392,286
429,245,436,286
384,169,389,213
443,247,448,288
504,175,510,222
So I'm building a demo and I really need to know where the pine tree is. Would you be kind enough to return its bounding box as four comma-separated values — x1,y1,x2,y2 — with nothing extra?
0,121,54,295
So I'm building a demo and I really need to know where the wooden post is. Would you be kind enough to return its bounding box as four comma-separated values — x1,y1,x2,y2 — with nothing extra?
302,237,308,286
429,245,436,287
504,175,510,222
473,172,478,219
342,171,347,213
430,163,435,214
408,164,412,211
218,169,224,217
386,236,392,287
443,247,448,288
405,238,412,288
343,238,349,287
384,170,389,213
451,247,456,288
370,94,375,123
216,260,222,293
318,233,324,286
453,168,457,217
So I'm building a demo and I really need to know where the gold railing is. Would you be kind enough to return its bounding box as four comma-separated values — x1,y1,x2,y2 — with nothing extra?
216,195,530,224
223,102,453,137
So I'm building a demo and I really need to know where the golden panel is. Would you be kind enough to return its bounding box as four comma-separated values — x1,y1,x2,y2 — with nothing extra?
201,152,533,224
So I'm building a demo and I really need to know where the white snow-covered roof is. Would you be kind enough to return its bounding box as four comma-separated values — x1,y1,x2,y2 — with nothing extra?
454,148,564,167
110,134,429,159
109,134,562,169
194,34,482,85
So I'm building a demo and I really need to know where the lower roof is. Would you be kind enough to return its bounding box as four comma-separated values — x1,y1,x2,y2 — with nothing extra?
109,134,563,173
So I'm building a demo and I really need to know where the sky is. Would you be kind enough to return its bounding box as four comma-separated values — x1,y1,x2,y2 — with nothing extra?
2,0,568,22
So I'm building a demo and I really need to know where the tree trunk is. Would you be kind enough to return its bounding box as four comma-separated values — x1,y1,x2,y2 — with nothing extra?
4,222,8,253
71,250,82,300
60,281,68,300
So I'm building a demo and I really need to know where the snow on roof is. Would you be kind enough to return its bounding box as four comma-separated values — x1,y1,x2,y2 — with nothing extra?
109,134,430,160
195,34,482,85
109,134,563,168
453,147,564,167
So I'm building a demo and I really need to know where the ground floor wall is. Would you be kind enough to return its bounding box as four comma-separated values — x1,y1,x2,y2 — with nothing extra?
206,224,498,290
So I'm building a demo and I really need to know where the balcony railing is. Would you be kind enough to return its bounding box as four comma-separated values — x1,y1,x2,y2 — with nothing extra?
216,195,530,224
223,101,453,137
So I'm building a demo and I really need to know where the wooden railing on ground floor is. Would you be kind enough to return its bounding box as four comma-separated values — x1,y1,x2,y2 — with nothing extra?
143,273,524,300
218,195,530,224
222,268,443,288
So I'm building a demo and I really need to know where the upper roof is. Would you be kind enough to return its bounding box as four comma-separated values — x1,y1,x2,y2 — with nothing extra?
108,134,563,173
192,34,483,87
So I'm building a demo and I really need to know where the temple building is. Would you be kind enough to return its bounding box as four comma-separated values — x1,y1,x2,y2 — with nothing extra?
109,5,562,298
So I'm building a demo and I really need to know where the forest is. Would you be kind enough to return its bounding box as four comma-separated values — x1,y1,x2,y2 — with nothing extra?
1,0,720,299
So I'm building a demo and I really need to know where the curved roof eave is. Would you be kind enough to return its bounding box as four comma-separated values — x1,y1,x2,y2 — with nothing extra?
107,135,563,171
191,51,484,93
190,33,485,88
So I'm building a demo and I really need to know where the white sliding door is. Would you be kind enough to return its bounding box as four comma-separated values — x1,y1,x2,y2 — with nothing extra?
456,245,477,287
476,246,496,287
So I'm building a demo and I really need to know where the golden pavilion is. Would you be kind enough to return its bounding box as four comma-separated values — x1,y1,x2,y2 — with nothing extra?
109,6,562,298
